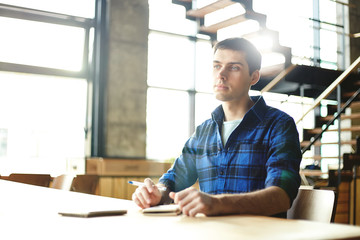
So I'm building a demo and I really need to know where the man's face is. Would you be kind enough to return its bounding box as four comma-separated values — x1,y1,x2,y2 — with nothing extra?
212,49,259,103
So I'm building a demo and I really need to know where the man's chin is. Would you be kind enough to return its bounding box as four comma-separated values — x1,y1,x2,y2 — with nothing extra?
214,94,228,102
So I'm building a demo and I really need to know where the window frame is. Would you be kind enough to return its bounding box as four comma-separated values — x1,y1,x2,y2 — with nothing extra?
0,3,94,78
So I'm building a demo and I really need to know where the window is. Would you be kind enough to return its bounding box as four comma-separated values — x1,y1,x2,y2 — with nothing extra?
146,88,190,160
147,0,218,161
0,0,95,175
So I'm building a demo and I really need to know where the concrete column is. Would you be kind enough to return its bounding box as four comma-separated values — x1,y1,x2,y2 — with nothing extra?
105,0,149,158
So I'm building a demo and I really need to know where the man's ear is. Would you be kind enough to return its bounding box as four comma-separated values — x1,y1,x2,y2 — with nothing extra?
250,70,260,86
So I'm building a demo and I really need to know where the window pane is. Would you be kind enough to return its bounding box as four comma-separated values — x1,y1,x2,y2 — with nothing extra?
0,129,7,157
0,17,85,71
146,88,189,161
148,32,195,90
319,0,338,67
0,0,95,18
0,72,87,175
195,39,213,92
320,30,337,66
320,0,336,24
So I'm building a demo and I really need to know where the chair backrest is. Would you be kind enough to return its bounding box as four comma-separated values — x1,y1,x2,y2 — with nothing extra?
51,174,75,190
287,188,337,223
70,175,99,194
7,173,52,187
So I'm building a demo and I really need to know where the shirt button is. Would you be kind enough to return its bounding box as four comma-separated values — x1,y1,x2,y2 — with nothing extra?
220,171,224,175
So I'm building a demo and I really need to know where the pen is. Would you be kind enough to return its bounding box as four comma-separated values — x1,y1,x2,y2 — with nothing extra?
128,181,167,191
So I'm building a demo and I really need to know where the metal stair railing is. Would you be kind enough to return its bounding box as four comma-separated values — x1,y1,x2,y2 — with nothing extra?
260,57,360,180
296,56,360,125
298,56,360,153
301,86,360,154
297,56,360,187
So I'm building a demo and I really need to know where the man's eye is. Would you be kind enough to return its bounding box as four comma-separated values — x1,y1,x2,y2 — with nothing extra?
213,65,221,69
230,66,240,71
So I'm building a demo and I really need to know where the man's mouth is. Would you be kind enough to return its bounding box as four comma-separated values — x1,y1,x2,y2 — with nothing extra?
215,84,228,90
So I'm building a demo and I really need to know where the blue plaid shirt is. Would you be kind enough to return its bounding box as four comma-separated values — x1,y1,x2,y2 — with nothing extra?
159,95,301,205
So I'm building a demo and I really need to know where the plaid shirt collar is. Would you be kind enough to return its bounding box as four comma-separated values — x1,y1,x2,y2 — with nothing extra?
211,95,267,129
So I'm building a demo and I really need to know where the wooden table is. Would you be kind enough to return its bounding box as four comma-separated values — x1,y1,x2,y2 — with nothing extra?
1,179,360,240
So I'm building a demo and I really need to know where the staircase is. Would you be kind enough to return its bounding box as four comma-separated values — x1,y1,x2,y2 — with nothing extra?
172,0,360,224
173,0,292,69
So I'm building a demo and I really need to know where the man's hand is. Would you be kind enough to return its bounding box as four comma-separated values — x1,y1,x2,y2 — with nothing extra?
169,187,219,217
132,178,163,209
169,186,290,217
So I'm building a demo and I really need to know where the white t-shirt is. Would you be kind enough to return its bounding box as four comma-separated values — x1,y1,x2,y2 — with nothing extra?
222,119,242,146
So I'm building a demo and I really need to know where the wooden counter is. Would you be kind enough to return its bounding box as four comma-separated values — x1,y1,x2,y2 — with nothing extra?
86,157,172,199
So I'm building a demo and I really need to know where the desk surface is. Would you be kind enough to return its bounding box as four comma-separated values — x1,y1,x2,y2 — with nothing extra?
1,179,360,240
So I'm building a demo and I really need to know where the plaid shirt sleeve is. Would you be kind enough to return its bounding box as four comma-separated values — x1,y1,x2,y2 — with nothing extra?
264,111,302,204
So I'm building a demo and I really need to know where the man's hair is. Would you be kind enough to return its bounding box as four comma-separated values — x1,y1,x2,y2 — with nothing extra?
213,37,262,75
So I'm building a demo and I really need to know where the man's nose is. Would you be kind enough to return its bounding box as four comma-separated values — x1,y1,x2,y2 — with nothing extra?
217,68,226,80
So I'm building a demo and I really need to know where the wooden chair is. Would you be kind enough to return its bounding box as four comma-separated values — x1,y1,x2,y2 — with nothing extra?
6,173,52,187
287,188,337,223
51,174,75,190
70,174,99,194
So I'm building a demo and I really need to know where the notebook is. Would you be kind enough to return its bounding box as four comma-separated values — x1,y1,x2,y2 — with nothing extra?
142,204,181,216
58,209,127,218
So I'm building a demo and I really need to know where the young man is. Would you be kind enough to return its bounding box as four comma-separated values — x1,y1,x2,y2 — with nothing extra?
132,38,301,217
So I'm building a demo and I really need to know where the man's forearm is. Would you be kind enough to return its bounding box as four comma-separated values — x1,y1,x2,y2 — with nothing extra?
215,186,291,216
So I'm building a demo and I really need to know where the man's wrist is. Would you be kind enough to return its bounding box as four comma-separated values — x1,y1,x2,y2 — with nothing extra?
158,187,173,205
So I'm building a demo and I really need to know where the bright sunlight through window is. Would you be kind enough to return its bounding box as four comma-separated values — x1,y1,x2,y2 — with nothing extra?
0,0,94,175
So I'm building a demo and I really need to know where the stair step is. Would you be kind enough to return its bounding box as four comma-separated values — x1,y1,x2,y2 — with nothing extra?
243,28,280,43
300,170,326,177
321,112,360,121
200,13,247,33
307,125,360,134
331,101,360,108
343,90,360,98
348,101,360,108
186,0,235,18
301,139,357,147
303,155,342,160
199,11,266,34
